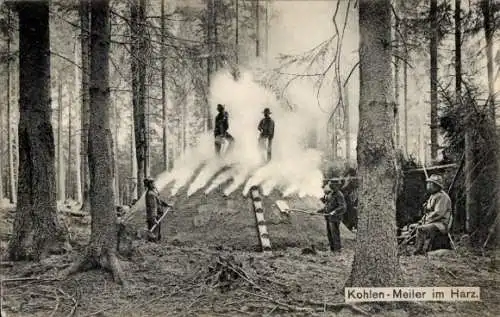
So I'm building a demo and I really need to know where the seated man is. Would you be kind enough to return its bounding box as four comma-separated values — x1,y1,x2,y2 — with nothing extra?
413,174,452,255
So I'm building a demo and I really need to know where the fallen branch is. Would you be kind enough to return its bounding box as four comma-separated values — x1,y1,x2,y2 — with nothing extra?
2,276,60,283
49,289,60,317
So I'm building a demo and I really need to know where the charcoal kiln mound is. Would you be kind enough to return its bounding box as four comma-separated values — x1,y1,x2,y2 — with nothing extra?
160,182,330,251
127,166,347,251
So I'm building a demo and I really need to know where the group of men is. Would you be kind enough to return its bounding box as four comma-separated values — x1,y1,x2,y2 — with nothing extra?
140,173,452,254
214,104,275,161
319,173,453,255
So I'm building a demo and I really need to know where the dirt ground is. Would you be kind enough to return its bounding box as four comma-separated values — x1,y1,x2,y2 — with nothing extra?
1,205,499,317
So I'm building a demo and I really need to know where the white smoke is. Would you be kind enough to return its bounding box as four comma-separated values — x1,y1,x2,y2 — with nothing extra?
149,68,328,200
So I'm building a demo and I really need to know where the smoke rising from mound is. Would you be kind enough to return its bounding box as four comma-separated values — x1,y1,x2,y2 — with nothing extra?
133,68,328,213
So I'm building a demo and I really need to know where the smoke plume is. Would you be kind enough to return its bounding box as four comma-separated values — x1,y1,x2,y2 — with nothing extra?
135,67,328,213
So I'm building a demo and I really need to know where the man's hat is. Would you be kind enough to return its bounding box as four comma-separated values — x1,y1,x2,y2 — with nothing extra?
144,177,155,185
263,108,271,114
426,174,444,189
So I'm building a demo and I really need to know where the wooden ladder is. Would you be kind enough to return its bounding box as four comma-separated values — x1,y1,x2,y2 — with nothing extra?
249,186,272,253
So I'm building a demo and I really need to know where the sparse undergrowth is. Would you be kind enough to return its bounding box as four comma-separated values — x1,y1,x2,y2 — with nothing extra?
1,205,499,317
1,242,499,317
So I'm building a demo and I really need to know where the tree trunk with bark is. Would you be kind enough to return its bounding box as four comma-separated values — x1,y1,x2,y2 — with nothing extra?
347,0,401,287
67,86,73,199
74,42,82,203
255,0,260,58
394,10,400,150
113,101,120,206
63,0,124,284
430,0,438,161
7,8,16,204
480,0,499,251
235,0,239,64
131,0,147,197
264,0,269,62
130,123,137,201
161,0,168,171
480,0,495,121
80,0,91,212
8,1,67,261
205,0,214,132
344,85,351,161
403,16,409,157
0,60,4,200
57,79,65,201
457,0,473,233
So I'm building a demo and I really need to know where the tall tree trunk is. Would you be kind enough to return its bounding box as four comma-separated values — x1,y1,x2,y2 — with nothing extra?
480,0,495,121
63,0,124,284
255,0,260,58
264,0,269,62
131,0,147,197
67,85,73,199
0,52,5,200
213,0,220,70
113,101,120,205
332,116,337,159
403,17,409,157
74,42,82,203
182,98,187,152
80,0,91,212
8,0,66,261
57,79,65,202
480,0,499,249
130,123,137,201
394,10,400,150
430,0,438,161
161,0,168,171
7,8,16,204
347,0,401,287
235,0,239,64
344,85,351,161
205,0,214,132
145,90,150,178
458,0,473,233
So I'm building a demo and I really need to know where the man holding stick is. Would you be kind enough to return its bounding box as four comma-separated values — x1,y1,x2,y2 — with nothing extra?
319,182,347,252
144,177,171,242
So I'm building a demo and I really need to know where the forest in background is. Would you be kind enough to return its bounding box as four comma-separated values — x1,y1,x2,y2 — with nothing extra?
0,0,498,255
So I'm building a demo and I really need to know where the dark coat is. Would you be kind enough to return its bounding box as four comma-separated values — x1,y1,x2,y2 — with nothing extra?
258,117,275,139
214,111,229,137
323,190,347,222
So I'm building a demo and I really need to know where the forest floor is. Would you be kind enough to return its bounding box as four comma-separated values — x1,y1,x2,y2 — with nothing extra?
1,204,499,317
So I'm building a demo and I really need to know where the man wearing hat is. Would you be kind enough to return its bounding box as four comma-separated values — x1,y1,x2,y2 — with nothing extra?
319,181,347,252
258,108,275,162
214,104,230,155
413,174,452,255
144,177,171,242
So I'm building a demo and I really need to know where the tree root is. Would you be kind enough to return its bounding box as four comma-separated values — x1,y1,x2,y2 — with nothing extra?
60,249,126,286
